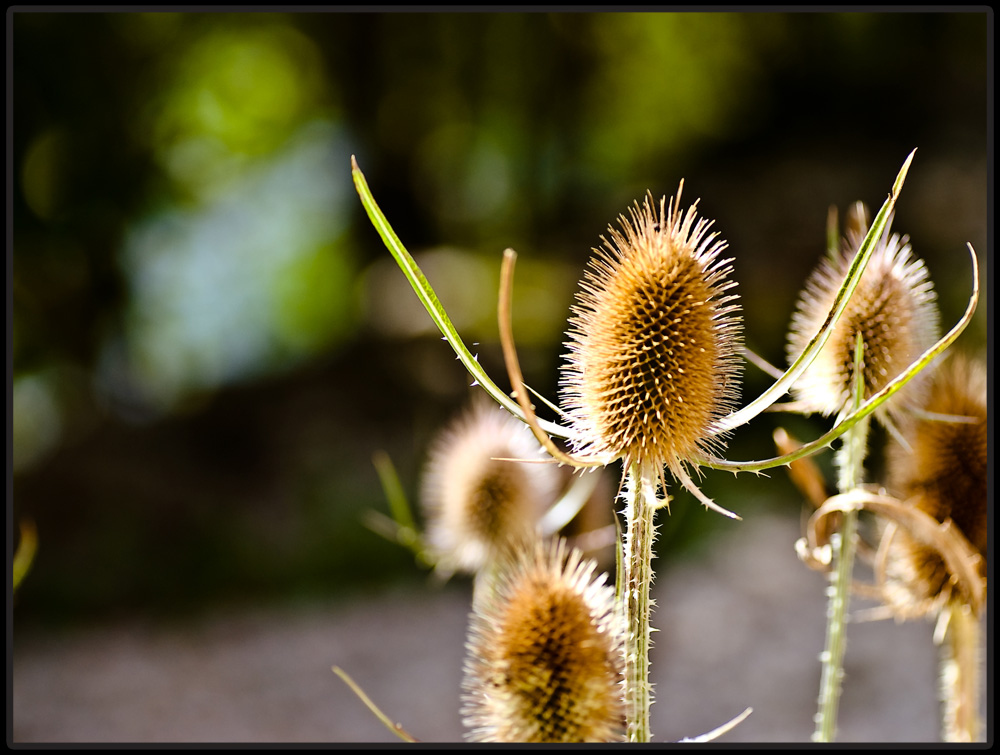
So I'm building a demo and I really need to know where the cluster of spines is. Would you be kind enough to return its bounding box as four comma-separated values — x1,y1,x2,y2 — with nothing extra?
786,206,939,422
881,353,988,616
420,400,561,575
560,188,743,481
461,538,625,743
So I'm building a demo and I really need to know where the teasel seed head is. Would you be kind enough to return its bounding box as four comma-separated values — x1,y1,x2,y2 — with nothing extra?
559,187,743,481
461,538,626,743
420,400,561,575
880,353,988,616
786,204,939,421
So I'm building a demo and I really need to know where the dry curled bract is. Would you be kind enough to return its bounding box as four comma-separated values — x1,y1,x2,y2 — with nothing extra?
794,355,988,619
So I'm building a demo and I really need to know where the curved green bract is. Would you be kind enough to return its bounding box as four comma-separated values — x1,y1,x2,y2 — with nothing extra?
697,244,979,474
351,157,569,439
711,150,916,435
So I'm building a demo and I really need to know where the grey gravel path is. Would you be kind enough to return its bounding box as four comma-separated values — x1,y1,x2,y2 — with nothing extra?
11,513,987,744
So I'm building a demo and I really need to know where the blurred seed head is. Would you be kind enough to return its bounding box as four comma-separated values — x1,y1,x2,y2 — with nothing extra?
786,205,939,420
420,400,560,574
462,538,625,743
560,188,743,478
881,353,987,617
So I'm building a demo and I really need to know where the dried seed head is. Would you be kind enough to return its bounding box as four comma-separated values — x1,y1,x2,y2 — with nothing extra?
461,539,625,743
786,205,939,419
560,188,743,477
420,401,560,574
881,353,988,616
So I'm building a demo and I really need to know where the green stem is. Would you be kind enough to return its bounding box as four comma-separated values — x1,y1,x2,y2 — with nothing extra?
813,334,870,742
623,464,656,743
813,505,858,742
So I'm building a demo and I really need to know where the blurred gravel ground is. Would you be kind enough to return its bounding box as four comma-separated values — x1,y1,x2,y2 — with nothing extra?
11,512,989,744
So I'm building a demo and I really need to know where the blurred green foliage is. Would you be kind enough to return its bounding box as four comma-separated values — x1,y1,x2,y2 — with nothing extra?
11,10,987,625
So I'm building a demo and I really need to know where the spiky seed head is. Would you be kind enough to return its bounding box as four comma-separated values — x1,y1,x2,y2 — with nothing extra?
420,401,561,574
881,353,988,616
786,206,940,420
461,539,625,743
559,188,743,477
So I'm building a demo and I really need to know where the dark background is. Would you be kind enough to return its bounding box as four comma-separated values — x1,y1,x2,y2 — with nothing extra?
11,10,989,630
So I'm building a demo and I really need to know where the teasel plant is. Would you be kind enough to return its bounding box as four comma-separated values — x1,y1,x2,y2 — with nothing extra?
337,537,626,744
461,537,626,742
364,399,612,598
412,398,615,607
462,535,747,744
880,352,988,742
788,352,987,743
417,400,561,589
350,148,980,742
777,201,946,742
336,530,752,744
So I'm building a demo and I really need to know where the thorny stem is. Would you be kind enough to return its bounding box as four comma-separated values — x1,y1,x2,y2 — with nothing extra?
940,599,982,742
623,464,657,742
813,334,869,742
813,501,859,742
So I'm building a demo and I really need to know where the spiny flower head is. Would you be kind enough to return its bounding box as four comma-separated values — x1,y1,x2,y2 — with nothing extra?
461,538,625,743
559,187,743,478
420,400,561,574
786,206,939,420
881,353,988,616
